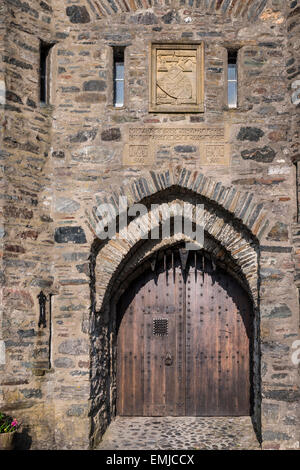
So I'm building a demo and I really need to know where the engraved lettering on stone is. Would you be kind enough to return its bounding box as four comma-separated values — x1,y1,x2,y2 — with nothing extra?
128,128,224,141
124,127,229,166
205,145,225,164
128,145,149,165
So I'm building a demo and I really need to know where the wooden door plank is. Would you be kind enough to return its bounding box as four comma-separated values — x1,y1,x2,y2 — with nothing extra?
186,258,253,416
117,253,185,417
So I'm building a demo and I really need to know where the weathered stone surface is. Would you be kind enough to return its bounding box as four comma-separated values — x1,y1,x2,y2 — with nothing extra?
58,384,90,399
268,130,287,142
54,357,75,368
161,10,180,24
62,252,88,262
20,389,42,399
83,80,106,92
263,390,300,403
67,405,87,417
40,1,52,13
3,56,33,69
66,6,90,24
75,93,106,103
101,128,121,141
69,129,98,143
263,431,291,441
130,12,158,24
58,339,89,356
241,147,276,162
267,222,289,241
55,198,80,214
174,145,197,153
237,127,264,142
76,263,89,275
6,90,23,104
265,305,292,319
61,86,80,93
17,329,35,338
261,341,289,354
54,226,87,244
26,97,36,108
1,0,299,454
52,150,65,159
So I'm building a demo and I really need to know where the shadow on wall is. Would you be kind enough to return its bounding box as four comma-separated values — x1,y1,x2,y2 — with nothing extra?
13,426,32,450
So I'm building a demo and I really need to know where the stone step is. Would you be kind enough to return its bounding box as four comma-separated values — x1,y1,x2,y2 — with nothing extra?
96,416,261,450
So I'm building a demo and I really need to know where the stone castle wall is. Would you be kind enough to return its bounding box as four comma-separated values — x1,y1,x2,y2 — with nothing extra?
0,0,299,449
0,0,56,448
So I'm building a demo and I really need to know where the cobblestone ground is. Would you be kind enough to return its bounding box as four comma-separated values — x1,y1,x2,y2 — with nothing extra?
97,417,261,450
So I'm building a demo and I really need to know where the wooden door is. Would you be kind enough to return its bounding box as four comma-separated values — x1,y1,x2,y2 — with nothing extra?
117,255,185,416
117,249,252,417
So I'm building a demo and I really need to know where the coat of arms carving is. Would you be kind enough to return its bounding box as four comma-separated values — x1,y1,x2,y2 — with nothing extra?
149,43,204,113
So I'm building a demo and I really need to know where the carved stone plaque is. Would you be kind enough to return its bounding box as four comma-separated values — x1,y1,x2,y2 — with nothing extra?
123,145,152,166
123,126,230,166
149,44,204,113
203,144,226,165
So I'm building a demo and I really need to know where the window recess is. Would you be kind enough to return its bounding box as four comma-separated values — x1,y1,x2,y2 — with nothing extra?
113,46,125,108
40,40,54,105
227,50,238,109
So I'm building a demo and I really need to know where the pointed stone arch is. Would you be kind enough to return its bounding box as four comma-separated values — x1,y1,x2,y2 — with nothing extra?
86,167,268,308
88,167,264,447
91,200,260,310
86,167,269,241
71,0,269,22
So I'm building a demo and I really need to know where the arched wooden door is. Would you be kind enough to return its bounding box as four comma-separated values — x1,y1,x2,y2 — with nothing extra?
117,249,253,417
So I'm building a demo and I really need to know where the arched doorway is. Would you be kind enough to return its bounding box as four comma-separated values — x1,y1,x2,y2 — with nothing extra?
116,246,253,417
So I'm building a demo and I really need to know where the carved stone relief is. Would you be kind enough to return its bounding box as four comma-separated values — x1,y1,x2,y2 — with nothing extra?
123,126,230,166
149,44,204,113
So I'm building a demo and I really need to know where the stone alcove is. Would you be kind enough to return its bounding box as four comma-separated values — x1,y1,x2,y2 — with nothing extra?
87,171,265,447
